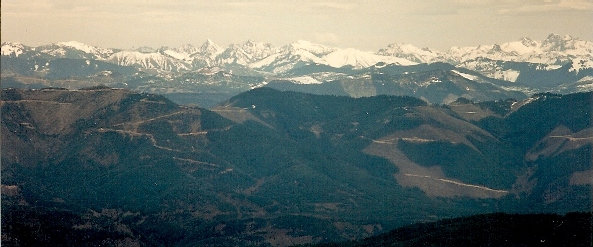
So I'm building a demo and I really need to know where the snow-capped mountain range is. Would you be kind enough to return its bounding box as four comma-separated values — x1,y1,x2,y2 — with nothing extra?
2,34,592,88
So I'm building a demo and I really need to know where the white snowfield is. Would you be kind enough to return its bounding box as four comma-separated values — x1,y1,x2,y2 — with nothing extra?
107,51,191,71
56,41,113,57
1,34,591,74
1,42,25,57
323,48,417,68
451,70,479,81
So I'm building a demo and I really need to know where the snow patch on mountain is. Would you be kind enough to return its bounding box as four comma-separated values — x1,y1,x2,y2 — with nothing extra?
195,66,226,75
163,49,192,62
574,76,593,91
39,47,67,57
287,76,323,84
3,34,591,78
576,83,593,91
445,34,593,66
496,69,520,82
378,43,444,63
324,48,417,68
289,40,337,57
249,41,331,73
577,76,593,82
58,41,99,54
535,64,563,71
196,40,224,58
451,70,479,81
108,51,190,71
157,44,200,63
499,37,541,56
56,41,114,59
189,40,224,68
1,42,25,57
569,59,593,73
217,40,278,66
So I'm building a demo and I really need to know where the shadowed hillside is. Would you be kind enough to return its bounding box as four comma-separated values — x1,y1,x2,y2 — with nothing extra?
2,88,591,246
315,212,593,247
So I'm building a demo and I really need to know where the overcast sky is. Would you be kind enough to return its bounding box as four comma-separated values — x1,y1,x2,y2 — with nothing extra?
2,0,592,51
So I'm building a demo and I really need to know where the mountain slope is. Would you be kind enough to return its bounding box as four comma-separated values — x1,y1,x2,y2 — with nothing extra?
266,63,528,103
2,87,591,246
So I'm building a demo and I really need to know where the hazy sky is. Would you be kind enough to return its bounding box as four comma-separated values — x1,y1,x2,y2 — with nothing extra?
2,0,592,51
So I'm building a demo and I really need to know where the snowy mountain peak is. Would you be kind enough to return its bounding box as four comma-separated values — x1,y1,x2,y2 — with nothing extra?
324,48,416,68
237,40,275,52
445,33,592,65
490,44,503,52
215,40,277,66
3,34,591,76
520,37,538,47
288,40,336,56
108,50,191,72
188,40,224,67
176,44,200,54
1,42,26,57
55,41,114,59
545,33,573,42
541,33,578,51
198,39,223,55
57,41,97,53
378,42,443,63
381,42,418,53
199,39,217,50
160,44,198,62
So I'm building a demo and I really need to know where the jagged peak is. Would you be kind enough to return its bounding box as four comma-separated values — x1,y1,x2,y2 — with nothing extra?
201,39,219,48
197,39,223,55
519,37,538,47
545,33,574,41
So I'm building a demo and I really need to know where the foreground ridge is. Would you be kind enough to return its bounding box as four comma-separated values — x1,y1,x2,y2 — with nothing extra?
2,88,591,246
317,212,593,247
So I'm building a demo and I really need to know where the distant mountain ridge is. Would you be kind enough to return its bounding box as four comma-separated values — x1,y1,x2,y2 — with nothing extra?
2,34,592,108
3,34,591,75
